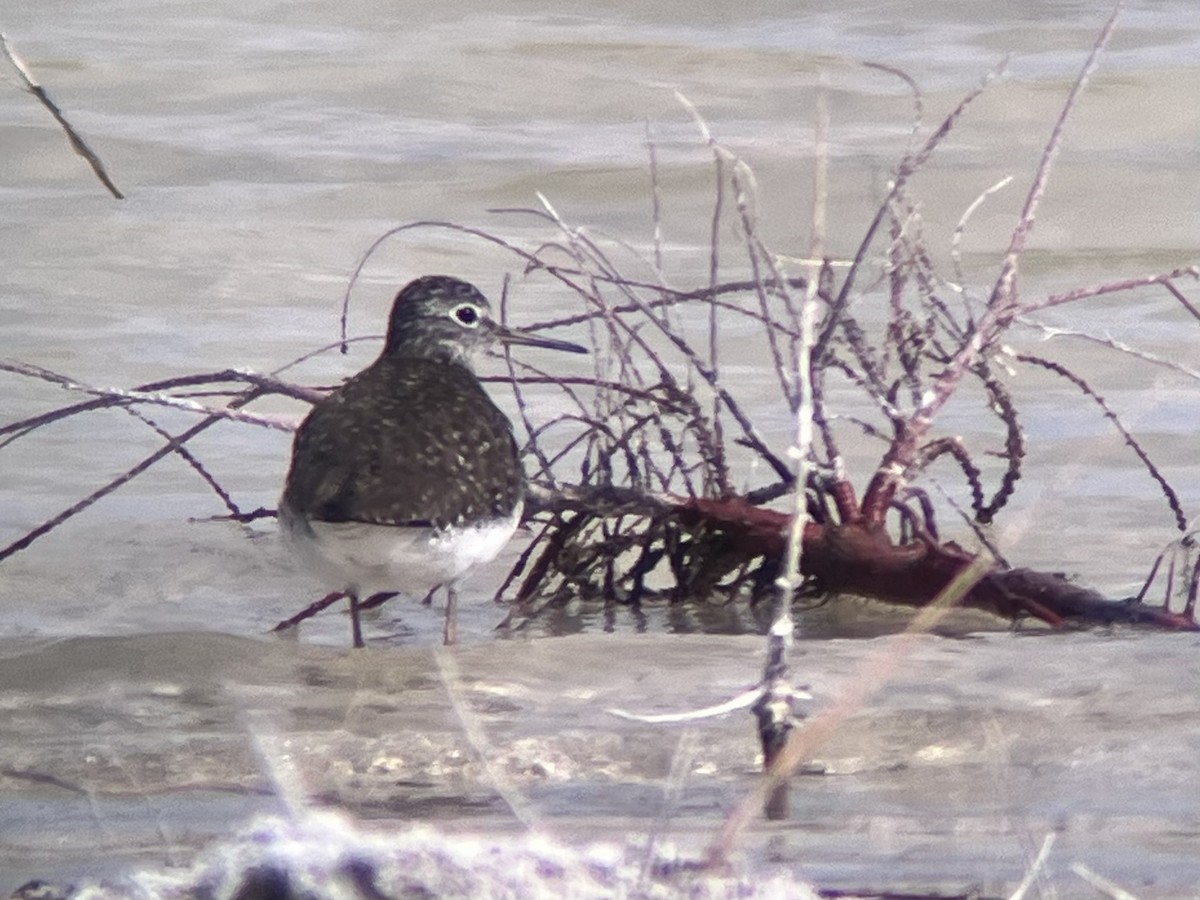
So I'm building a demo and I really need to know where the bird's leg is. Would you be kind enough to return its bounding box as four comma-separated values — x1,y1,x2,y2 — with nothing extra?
348,590,365,649
443,585,458,646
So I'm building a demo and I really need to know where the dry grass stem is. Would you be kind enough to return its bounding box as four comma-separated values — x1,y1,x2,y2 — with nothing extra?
1070,863,1142,900
704,552,995,868
1007,832,1056,900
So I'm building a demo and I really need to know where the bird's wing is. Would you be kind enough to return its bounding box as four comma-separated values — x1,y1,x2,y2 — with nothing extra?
282,358,523,528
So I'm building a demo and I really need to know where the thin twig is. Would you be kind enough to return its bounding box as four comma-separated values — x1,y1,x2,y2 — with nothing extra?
608,687,764,723
988,1,1126,313
1022,265,1200,314
1,32,124,199
860,6,1123,521
1016,352,1187,533
815,56,1008,365
950,175,1014,289
0,395,261,562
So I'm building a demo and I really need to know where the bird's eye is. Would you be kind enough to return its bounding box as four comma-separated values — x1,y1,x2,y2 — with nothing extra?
452,304,481,328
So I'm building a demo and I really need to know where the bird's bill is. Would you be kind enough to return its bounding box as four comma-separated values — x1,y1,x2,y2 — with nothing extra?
492,323,588,355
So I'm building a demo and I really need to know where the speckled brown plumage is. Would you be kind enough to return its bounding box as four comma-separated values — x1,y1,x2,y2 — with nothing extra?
281,354,523,529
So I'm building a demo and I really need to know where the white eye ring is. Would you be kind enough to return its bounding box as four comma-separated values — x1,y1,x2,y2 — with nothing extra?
450,303,483,328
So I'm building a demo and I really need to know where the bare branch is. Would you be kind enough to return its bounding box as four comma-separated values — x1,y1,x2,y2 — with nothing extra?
1,31,124,199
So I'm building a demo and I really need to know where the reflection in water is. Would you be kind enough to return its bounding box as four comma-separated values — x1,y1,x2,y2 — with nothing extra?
505,592,1015,640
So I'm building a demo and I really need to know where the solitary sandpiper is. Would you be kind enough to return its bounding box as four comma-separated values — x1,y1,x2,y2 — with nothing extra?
279,275,585,646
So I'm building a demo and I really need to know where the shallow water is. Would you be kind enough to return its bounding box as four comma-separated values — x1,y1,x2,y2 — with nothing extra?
2,1,1200,894
2,1,1198,642
3,631,1200,896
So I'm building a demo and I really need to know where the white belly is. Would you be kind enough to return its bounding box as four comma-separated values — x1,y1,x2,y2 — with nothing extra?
280,502,522,598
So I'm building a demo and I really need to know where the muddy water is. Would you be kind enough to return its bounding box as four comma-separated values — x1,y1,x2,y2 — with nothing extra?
2,1,1200,895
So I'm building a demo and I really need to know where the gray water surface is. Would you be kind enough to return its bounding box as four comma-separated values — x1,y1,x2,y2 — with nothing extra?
2,2,1200,894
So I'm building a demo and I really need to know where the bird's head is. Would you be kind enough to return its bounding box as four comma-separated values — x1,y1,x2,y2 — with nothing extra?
383,275,586,365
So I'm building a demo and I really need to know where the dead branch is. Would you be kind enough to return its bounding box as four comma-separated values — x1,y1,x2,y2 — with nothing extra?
1024,265,1200,315
0,364,313,559
1,31,124,198
525,482,1199,631
857,2,1125,523
1015,352,1188,533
